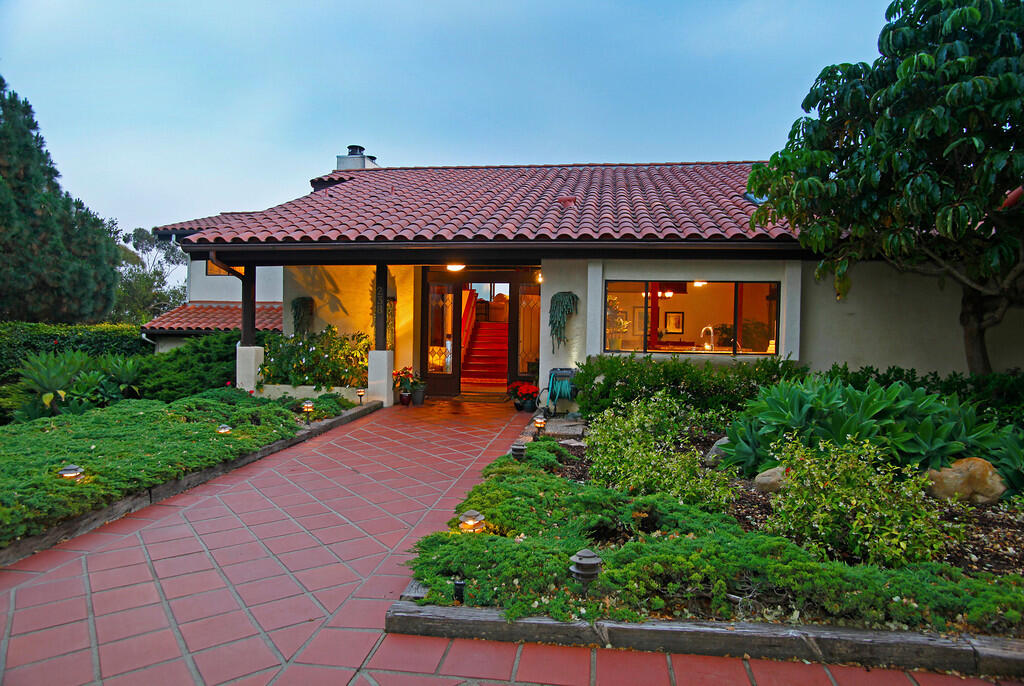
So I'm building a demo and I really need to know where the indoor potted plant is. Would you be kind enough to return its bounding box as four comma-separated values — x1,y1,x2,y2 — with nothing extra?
393,366,418,406
509,381,539,412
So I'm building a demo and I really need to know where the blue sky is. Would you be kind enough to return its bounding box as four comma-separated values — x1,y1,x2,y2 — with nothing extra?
1,0,890,236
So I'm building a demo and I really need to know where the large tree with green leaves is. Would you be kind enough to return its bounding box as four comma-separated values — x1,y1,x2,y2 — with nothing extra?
749,0,1024,374
0,75,118,323
109,227,187,324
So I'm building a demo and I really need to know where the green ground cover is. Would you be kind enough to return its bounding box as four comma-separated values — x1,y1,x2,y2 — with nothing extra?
411,438,1024,636
0,388,353,548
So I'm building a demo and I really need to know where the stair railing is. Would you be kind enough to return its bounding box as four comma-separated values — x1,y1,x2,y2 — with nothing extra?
461,289,478,367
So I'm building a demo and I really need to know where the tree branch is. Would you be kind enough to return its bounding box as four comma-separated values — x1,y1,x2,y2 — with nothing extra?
918,245,1000,296
880,253,946,278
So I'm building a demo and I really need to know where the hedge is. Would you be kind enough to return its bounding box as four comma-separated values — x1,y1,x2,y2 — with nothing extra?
0,322,151,381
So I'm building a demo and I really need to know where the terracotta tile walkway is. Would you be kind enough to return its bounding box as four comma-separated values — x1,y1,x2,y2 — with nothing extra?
0,401,1016,685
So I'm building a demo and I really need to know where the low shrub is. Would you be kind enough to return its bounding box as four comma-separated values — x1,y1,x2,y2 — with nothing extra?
587,392,736,510
0,321,151,382
411,441,1024,634
0,390,299,548
260,326,369,390
573,354,805,417
765,439,963,567
271,392,355,420
722,377,1024,494
135,332,268,402
13,350,142,421
826,363,1024,427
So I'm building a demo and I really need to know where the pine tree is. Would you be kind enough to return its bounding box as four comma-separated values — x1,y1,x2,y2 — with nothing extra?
0,75,118,323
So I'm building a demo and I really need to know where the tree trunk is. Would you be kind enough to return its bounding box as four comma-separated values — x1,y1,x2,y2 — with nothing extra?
959,288,993,375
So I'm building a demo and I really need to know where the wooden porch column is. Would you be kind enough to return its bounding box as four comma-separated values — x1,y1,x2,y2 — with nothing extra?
374,263,388,350
240,268,256,346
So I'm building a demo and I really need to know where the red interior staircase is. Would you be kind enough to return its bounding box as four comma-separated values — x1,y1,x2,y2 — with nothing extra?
461,321,508,386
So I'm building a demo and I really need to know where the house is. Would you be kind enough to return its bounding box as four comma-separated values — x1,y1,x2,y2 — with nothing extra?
148,146,1024,405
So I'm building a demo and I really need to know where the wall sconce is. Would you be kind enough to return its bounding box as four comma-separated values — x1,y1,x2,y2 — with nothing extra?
569,548,603,585
216,424,232,434
533,417,546,434
356,389,365,405
536,272,544,283
58,465,84,480
446,264,466,272
458,509,486,534
302,399,315,425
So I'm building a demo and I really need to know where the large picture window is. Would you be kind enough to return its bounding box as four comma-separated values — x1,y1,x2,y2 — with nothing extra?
604,280,779,355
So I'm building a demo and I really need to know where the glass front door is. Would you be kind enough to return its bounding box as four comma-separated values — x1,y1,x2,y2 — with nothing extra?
423,281,461,396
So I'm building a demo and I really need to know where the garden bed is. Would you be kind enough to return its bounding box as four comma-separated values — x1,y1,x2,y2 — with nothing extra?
0,388,377,565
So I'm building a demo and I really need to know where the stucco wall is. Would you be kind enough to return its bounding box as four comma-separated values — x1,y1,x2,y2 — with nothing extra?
187,261,283,302
282,265,418,372
538,257,1024,390
800,261,1024,373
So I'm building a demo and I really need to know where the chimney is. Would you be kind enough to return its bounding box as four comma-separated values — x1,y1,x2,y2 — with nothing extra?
335,145,380,170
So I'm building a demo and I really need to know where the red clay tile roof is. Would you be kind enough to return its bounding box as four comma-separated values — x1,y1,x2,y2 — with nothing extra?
142,302,282,333
154,212,256,235
171,162,793,245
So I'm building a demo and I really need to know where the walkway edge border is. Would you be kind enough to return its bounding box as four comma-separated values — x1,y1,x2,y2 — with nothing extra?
385,599,1024,677
0,401,383,568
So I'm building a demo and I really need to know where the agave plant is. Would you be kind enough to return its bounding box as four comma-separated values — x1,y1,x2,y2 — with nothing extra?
99,355,141,397
16,350,90,408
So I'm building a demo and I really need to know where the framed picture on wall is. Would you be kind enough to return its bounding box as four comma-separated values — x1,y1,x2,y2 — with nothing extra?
665,311,684,334
631,307,645,335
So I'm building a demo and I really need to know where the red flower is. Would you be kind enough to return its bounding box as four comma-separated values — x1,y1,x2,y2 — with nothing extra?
52,339,58,345
225,381,232,387
248,390,255,395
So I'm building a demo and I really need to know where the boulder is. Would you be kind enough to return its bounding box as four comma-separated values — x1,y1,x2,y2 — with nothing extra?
754,466,786,493
927,457,1006,505
701,436,730,468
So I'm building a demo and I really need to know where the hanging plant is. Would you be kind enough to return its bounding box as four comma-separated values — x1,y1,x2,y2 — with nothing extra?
549,291,579,352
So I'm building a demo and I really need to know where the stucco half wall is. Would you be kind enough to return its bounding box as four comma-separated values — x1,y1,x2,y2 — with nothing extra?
537,258,1024,391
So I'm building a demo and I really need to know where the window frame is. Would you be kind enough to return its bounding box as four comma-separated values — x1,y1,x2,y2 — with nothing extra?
602,279,781,355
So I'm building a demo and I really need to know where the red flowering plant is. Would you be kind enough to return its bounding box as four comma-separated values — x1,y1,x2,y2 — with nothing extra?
392,366,423,393
508,382,539,401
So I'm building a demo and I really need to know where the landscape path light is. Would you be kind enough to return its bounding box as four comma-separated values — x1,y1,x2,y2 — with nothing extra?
302,399,315,425
569,548,603,587
357,389,365,405
458,509,485,534
217,424,232,435
58,465,84,481
453,578,466,603
510,442,526,460
533,416,546,435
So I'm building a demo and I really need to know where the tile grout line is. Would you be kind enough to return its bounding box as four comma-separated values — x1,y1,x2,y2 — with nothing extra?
590,646,597,686
79,553,104,685
135,527,205,685
0,583,14,677
743,657,757,685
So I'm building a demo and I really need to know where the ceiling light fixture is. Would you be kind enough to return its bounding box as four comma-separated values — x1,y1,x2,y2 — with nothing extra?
446,264,466,272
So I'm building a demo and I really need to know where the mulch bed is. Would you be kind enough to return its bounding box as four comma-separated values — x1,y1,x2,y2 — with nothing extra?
551,434,1024,577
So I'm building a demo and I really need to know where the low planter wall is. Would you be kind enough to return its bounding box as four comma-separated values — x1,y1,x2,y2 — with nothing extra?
386,595,1024,678
0,401,382,567
255,384,363,403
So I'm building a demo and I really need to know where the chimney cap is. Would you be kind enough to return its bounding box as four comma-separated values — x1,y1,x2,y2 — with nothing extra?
347,145,366,156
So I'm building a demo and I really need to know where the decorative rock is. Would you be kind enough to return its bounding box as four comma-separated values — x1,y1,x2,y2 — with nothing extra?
754,466,786,493
927,457,1006,505
701,436,730,468
558,439,586,449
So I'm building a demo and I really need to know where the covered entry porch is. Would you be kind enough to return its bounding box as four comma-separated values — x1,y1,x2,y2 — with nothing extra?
209,246,543,404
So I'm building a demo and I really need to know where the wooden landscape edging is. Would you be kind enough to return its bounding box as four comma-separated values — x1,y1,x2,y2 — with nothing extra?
0,401,382,567
387,585,1024,677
